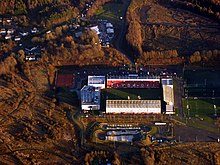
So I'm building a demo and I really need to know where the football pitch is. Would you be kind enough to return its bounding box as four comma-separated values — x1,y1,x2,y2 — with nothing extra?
184,69,220,97
102,88,162,100
183,98,220,117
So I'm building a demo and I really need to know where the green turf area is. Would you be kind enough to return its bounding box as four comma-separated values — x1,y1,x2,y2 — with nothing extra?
95,2,124,25
102,88,162,100
184,69,220,87
184,69,220,97
183,98,220,117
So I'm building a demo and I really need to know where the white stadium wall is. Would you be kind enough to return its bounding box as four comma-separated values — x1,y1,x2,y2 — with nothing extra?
82,104,100,111
106,100,161,114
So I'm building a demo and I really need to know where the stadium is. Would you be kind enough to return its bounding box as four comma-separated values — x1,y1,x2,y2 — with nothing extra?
81,74,175,114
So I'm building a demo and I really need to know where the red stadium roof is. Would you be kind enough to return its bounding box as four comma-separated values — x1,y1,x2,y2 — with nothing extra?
56,74,75,87
107,80,160,88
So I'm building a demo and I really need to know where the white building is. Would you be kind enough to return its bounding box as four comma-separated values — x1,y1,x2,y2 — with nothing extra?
106,28,114,34
88,76,105,89
106,22,113,28
81,85,100,111
90,26,100,34
106,135,133,142
161,78,175,114
0,28,6,34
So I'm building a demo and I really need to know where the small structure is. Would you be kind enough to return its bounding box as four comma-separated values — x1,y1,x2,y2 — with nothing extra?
0,28,6,34
106,23,113,28
88,76,105,89
19,31,29,36
6,18,12,23
25,55,37,61
25,46,41,61
81,85,100,111
90,25,100,34
106,135,133,142
106,28,114,34
31,27,39,34
75,31,82,38
7,28,14,34
5,34,11,40
14,36,21,41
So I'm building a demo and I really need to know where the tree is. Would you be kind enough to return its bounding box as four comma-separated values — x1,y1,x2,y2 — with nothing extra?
190,51,201,63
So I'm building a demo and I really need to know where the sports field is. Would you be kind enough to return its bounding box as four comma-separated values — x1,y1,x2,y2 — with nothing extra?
183,98,220,117
95,2,124,25
184,69,220,97
102,88,162,100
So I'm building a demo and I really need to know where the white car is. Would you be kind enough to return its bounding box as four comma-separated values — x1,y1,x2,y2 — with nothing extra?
20,32,29,36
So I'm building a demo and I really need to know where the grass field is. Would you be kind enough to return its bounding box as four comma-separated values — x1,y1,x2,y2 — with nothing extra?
95,2,124,25
183,98,220,117
184,69,220,97
184,69,220,87
102,88,162,100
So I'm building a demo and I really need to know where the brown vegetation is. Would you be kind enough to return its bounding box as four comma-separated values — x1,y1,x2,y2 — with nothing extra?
165,0,220,21
0,52,81,164
189,49,220,64
126,0,146,57
136,50,184,66
141,142,220,165
86,0,113,17
125,0,220,65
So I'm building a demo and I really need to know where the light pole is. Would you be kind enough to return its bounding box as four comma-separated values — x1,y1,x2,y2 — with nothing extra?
186,98,190,118
194,97,198,117
214,104,217,116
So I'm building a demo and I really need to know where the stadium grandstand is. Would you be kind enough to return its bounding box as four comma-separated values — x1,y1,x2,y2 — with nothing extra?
106,100,161,114
103,87,162,114
161,77,175,114
107,74,160,89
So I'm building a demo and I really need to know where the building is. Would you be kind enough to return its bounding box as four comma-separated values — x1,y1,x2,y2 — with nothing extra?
106,135,133,142
25,46,41,61
105,75,162,114
80,74,174,114
81,85,100,111
80,76,105,111
106,23,113,28
107,75,160,88
88,76,105,89
14,36,21,41
106,28,114,34
90,25,100,34
161,77,175,114
7,28,14,34
5,34,11,40
0,28,6,35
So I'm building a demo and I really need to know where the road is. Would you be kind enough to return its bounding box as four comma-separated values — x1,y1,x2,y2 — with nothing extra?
174,77,184,117
114,0,134,65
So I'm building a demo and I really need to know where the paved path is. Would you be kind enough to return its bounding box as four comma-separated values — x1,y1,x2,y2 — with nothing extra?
114,0,134,65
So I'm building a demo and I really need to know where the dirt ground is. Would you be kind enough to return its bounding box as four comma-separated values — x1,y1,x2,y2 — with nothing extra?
174,124,220,142
139,0,220,54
